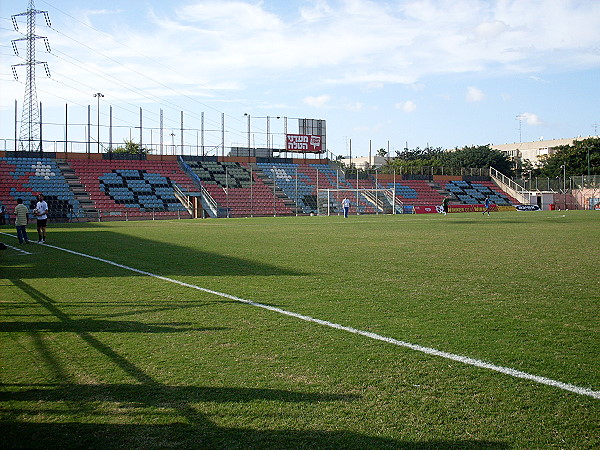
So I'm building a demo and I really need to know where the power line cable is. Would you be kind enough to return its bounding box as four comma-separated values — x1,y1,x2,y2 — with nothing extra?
36,0,254,127
5,2,278,151
38,33,251,145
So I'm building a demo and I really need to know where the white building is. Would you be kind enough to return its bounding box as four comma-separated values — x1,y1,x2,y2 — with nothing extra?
491,136,595,167
339,155,387,169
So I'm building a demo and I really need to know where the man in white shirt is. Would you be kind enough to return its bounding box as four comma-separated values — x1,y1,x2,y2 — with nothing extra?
342,197,350,218
34,194,48,244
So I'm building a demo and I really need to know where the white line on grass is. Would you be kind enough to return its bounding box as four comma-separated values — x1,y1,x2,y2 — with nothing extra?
0,233,33,254
4,244,33,255
20,239,600,400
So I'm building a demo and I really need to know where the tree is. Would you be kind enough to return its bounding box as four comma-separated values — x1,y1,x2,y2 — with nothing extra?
536,137,600,177
109,139,151,155
437,145,513,175
393,146,444,161
385,147,445,171
383,144,513,175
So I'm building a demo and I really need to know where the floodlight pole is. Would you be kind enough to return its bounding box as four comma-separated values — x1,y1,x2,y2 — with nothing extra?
94,92,103,153
266,116,271,150
587,146,591,178
560,164,566,210
244,113,250,156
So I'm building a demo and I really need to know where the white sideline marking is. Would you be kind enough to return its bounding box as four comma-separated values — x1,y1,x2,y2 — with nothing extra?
17,239,600,400
0,233,32,254
4,244,33,255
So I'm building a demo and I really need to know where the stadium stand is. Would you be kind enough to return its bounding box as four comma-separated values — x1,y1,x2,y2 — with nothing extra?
375,174,445,208
257,162,325,214
444,180,517,206
0,156,84,221
1,154,522,221
182,160,294,217
67,159,197,219
257,162,394,214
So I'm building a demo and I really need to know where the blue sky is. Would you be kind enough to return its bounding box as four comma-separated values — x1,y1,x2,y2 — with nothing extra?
1,0,599,157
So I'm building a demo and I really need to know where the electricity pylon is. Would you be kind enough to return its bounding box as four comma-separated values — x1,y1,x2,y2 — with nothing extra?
11,0,51,152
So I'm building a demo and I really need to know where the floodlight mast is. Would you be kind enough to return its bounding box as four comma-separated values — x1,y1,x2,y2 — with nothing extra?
11,0,52,152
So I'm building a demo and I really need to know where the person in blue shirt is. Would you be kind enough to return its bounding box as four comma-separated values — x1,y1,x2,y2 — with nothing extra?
483,196,491,216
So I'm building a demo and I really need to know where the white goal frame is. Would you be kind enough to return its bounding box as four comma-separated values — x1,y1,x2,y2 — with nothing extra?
317,188,404,216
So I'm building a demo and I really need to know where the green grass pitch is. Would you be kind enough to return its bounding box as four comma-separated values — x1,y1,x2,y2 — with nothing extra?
1,211,599,448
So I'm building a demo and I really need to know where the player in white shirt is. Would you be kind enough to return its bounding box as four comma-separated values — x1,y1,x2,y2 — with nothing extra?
34,194,49,243
342,197,350,218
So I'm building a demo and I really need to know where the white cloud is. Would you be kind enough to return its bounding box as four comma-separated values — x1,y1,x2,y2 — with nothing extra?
299,0,334,21
410,83,426,92
528,76,549,84
135,0,600,90
86,9,124,17
466,86,485,102
474,20,508,40
518,112,543,126
4,0,600,115
176,1,282,32
396,100,417,113
345,102,365,112
304,95,331,108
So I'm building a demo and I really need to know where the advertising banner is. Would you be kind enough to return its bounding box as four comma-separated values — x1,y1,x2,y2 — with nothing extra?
286,134,323,153
413,205,438,214
515,205,541,211
450,204,499,213
412,204,500,214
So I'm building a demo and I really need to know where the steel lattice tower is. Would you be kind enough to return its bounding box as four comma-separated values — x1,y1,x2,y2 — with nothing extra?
11,0,51,152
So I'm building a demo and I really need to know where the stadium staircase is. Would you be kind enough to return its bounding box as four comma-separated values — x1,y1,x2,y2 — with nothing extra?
56,159,98,219
489,167,528,204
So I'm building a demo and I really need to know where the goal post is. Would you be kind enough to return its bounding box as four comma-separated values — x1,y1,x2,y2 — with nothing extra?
317,188,404,216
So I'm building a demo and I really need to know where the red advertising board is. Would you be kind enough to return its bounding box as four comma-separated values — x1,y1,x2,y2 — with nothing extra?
450,204,498,213
413,205,439,214
286,134,323,153
412,204,499,214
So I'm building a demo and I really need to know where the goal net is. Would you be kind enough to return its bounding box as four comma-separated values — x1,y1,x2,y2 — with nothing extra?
317,188,404,216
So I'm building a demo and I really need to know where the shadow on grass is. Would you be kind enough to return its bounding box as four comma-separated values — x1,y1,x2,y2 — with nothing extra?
1,276,511,449
0,229,310,279
0,421,509,449
0,383,357,405
0,319,223,333
3,279,228,335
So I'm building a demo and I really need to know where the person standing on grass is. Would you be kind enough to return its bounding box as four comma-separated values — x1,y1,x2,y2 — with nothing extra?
442,196,449,216
34,194,48,244
483,196,491,216
14,198,30,244
342,197,350,218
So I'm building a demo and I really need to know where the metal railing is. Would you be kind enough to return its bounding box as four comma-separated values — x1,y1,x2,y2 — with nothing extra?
177,156,218,218
172,183,195,216
489,167,528,203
